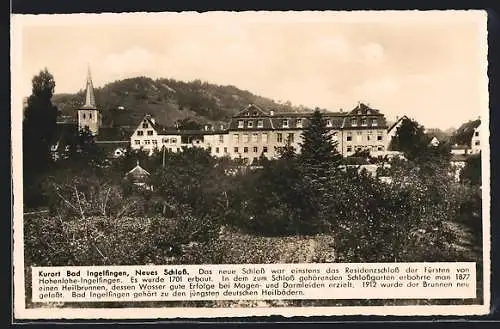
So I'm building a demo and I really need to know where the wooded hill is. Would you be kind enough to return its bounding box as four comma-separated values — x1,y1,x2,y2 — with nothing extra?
52,77,311,129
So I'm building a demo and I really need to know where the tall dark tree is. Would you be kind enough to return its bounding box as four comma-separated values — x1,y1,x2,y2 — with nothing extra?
388,117,430,160
23,68,59,207
296,109,342,227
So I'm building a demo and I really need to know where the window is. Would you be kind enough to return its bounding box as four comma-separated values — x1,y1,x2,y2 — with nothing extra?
277,133,283,143
263,146,268,153
152,140,157,145
171,138,177,143
296,119,303,128
262,133,268,143
347,146,352,153
89,113,92,119
326,119,332,127
177,148,181,152
351,118,357,126
244,147,248,153
357,131,362,142
168,148,172,152
253,146,258,153
248,121,253,128
372,118,378,126
282,119,289,128
288,133,294,143
145,140,151,145
83,113,86,119
346,132,352,141
367,131,372,141
135,140,140,145
142,122,148,129
361,117,367,126
377,132,383,141
224,147,228,153
252,133,258,143
257,120,264,128
137,130,144,136
147,130,153,136
243,134,250,143
234,147,239,153
162,138,168,143
377,146,384,151
475,141,480,146
475,131,479,137
233,134,240,143
219,135,224,143
238,120,244,128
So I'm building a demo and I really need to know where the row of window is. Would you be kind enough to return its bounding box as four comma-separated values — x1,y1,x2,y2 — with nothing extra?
222,146,269,154
350,117,378,127
232,132,296,144
134,138,178,145
346,145,385,153
81,113,94,119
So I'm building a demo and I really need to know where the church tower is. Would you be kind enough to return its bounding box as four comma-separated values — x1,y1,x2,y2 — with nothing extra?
77,67,101,135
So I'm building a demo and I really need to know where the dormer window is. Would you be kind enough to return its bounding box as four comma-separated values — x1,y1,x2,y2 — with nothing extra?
372,118,378,126
351,118,357,126
326,119,332,127
282,119,289,128
247,121,253,128
238,120,244,128
296,119,303,128
253,112,258,116
257,120,264,128
361,117,367,126
357,110,362,115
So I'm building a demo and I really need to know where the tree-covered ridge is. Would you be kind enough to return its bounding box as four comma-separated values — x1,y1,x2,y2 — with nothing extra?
52,77,311,128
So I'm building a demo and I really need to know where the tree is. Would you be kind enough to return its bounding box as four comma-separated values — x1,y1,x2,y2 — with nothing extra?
460,153,481,186
388,117,430,161
296,109,343,226
23,68,59,207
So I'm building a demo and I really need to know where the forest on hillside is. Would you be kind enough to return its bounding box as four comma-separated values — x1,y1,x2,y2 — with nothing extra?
52,77,311,128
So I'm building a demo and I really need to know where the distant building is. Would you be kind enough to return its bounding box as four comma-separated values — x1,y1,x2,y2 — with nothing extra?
387,115,409,146
451,144,470,155
429,136,440,147
125,161,152,190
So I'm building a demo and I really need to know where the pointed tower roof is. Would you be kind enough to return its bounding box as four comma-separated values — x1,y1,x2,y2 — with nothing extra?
81,66,97,110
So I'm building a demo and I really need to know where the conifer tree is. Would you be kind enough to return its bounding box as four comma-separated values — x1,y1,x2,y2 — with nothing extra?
298,109,342,186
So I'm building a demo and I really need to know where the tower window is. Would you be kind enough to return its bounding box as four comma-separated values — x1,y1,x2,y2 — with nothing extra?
89,113,92,119
83,113,86,119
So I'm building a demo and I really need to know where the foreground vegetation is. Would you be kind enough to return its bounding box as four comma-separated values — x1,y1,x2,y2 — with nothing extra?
22,69,483,308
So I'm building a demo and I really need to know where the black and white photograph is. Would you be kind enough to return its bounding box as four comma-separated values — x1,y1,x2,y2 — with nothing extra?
11,10,490,319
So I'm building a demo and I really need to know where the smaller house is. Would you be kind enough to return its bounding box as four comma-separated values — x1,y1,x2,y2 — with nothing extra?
125,161,152,190
471,122,481,154
429,136,440,147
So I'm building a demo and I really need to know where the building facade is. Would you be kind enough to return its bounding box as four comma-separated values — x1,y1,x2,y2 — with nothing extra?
471,122,481,154
130,102,390,161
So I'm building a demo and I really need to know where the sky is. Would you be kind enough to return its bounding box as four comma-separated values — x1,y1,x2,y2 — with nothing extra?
13,11,488,130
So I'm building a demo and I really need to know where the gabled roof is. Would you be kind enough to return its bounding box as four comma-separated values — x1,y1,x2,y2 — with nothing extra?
233,104,269,117
387,115,409,133
346,102,383,116
127,161,150,179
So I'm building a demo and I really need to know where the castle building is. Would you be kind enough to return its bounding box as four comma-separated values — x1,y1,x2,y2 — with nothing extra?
130,102,389,161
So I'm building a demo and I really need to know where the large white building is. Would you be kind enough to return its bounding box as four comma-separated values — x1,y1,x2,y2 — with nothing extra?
130,103,391,161
471,122,481,154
